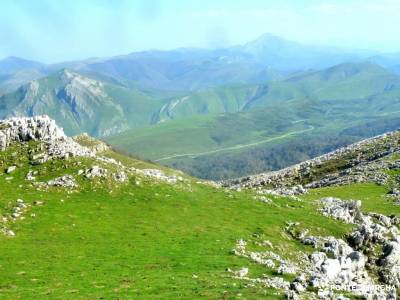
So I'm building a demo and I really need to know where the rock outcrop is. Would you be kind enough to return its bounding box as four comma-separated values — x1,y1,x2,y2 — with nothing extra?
0,115,94,161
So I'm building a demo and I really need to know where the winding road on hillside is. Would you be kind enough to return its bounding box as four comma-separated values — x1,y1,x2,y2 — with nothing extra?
154,125,315,162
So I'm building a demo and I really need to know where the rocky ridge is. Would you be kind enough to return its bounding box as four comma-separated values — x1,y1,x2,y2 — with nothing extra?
0,115,183,184
224,130,400,194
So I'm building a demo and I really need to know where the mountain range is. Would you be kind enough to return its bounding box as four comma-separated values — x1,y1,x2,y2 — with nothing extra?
2,33,398,93
1,33,400,179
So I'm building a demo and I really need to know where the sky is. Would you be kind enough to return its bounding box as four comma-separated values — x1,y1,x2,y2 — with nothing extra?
1,0,400,63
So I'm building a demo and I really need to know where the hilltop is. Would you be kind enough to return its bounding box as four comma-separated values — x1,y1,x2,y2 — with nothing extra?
0,116,399,299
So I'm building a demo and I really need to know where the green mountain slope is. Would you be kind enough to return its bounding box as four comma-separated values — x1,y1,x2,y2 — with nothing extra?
0,69,165,136
154,85,265,122
107,104,400,180
108,106,316,161
0,116,398,299
149,62,400,122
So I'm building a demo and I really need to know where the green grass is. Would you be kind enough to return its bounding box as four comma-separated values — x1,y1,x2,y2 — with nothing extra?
0,142,358,299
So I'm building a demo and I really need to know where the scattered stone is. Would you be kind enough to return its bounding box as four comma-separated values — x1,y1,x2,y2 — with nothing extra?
139,169,183,184
25,170,36,181
113,171,127,182
1,228,15,237
235,267,248,278
85,166,107,178
6,166,16,173
254,195,272,204
232,239,298,276
47,175,77,188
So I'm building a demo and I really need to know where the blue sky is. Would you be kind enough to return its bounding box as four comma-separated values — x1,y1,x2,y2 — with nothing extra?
1,0,400,63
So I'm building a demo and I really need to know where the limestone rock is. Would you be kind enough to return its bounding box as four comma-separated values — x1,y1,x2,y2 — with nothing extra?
0,116,94,161
6,165,16,173
85,166,107,178
47,175,77,188
378,239,400,287
319,197,363,224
